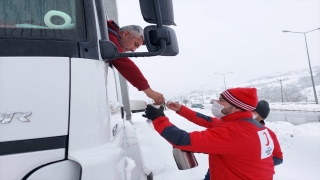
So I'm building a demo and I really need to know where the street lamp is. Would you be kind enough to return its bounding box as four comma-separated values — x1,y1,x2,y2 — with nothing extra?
196,84,206,104
214,72,233,90
282,28,320,104
277,79,285,102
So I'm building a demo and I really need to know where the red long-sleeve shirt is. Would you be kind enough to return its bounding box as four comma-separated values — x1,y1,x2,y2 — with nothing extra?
107,20,150,91
153,106,278,180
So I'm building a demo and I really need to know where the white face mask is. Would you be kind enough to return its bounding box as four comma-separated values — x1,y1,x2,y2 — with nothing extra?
211,101,226,119
252,114,258,120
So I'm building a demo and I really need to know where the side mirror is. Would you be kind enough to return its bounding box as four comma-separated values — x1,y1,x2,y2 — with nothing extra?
144,25,179,56
139,0,176,26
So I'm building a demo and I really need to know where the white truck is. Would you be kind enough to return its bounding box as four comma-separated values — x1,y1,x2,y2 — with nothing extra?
0,0,178,179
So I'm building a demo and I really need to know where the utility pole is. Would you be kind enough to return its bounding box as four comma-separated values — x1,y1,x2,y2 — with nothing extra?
214,72,233,90
277,79,284,102
196,84,206,104
186,89,193,100
283,28,319,104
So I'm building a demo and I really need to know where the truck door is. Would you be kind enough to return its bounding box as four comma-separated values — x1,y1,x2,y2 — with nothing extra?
107,65,124,141
0,0,86,179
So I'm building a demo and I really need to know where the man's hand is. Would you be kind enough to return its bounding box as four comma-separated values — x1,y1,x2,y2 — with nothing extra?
142,105,165,121
143,88,165,105
166,101,182,112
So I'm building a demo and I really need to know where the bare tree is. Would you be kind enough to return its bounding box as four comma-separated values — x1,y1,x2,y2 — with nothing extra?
183,99,189,106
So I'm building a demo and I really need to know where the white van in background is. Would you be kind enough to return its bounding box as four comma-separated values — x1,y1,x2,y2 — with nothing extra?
130,100,147,113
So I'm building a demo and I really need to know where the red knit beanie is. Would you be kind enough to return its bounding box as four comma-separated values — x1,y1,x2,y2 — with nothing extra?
221,87,258,111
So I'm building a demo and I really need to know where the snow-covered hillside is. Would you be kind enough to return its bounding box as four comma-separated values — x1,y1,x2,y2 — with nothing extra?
175,66,320,104
236,66,320,102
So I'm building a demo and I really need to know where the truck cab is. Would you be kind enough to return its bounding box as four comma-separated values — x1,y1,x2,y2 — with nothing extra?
0,0,178,179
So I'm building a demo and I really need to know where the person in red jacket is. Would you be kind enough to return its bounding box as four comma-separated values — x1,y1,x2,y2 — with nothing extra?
107,20,164,104
253,100,283,165
143,87,276,180
202,100,283,180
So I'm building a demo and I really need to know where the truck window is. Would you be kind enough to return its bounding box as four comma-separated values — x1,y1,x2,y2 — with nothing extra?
0,0,85,41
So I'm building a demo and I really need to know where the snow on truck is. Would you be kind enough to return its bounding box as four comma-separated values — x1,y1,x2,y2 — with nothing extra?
0,0,178,179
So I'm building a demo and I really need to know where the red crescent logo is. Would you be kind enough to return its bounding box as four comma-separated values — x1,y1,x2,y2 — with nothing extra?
263,132,269,146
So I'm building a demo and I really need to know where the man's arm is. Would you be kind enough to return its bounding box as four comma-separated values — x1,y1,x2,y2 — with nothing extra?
111,56,150,91
143,105,232,154
152,116,233,154
111,58,164,104
268,128,283,166
177,106,222,128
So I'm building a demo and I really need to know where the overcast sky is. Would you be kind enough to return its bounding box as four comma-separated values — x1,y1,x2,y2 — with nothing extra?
116,0,320,101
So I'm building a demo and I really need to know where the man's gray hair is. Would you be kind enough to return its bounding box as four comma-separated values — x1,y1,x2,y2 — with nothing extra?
119,25,144,40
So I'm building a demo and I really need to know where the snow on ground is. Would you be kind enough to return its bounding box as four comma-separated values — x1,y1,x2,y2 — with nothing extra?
130,105,320,180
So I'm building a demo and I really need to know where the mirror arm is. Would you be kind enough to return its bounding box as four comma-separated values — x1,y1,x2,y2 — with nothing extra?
119,39,166,57
153,0,163,28
101,39,166,61
95,0,109,40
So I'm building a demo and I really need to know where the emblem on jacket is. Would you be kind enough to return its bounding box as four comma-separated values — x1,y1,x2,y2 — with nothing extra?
0,111,32,124
258,129,274,159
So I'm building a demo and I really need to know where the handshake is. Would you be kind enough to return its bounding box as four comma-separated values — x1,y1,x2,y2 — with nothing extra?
142,101,182,121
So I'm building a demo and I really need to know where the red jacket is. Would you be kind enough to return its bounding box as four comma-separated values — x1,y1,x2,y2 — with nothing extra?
107,20,150,91
153,106,277,180
177,106,283,162
267,128,283,161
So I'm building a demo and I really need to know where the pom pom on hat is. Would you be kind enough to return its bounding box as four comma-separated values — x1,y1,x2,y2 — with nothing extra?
221,87,258,111
255,100,270,119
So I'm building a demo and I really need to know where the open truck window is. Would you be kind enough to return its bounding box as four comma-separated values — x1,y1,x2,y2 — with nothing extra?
0,0,85,41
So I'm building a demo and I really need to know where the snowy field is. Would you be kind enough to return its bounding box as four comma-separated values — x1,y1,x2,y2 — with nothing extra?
130,105,320,180
202,103,320,112
269,102,320,112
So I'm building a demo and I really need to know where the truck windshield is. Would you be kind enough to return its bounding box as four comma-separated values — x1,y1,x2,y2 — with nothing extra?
0,0,85,41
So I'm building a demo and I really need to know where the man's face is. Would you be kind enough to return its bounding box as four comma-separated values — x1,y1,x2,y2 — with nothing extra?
217,96,237,115
120,31,143,52
252,111,263,121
